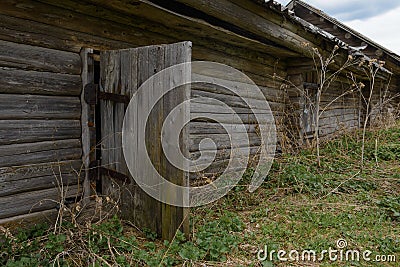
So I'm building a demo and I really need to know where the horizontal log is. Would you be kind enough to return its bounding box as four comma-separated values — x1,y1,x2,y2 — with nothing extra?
189,121,258,134
0,160,82,182
0,68,81,95
191,111,276,124
189,133,262,151
0,209,59,230
0,40,81,74
189,159,255,180
0,94,81,119
191,75,286,102
0,200,102,231
0,185,81,219
191,90,284,112
190,146,261,167
191,99,276,115
319,108,358,118
192,47,287,81
318,118,358,129
0,14,134,53
174,0,315,55
319,113,357,122
0,120,81,145
0,172,79,197
0,139,82,168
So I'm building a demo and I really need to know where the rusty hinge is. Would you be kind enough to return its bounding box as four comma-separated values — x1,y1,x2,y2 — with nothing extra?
84,83,130,105
89,160,131,184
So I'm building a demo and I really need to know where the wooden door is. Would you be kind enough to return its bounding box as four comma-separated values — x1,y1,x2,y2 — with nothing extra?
302,83,318,140
99,42,191,240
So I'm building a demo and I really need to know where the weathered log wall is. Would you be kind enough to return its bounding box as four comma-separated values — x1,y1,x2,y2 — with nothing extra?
0,39,83,222
285,70,361,145
0,0,395,226
0,0,288,224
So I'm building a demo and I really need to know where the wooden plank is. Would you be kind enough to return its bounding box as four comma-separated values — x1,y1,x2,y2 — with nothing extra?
0,94,81,119
191,110,275,124
173,0,315,55
0,68,81,95
0,185,81,219
0,120,81,145
80,48,94,205
0,14,133,53
0,0,174,50
0,139,82,168
191,93,284,113
190,133,262,152
191,80,285,103
38,0,296,57
0,40,81,74
0,172,79,197
189,121,258,134
0,209,59,231
0,160,82,182
161,42,191,240
190,146,260,168
192,47,287,83
144,45,163,235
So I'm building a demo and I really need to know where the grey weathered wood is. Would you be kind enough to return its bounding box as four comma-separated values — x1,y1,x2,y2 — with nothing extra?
0,185,81,219
100,42,191,241
161,42,191,240
0,68,81,95
190,146,261,168
0,120,81,145
0,139,81,168
0,160,82,182
80,48,93,205
190,133,262,152
191,89,284,112
189,121,258,134
37,0,296,57
0,14,134,53
0,209,59,230
0,94,81,119
191,111,275,124
191,98,277,115
191,80,285,103
173,0,314,56
0,173,79,197
0,40,81,74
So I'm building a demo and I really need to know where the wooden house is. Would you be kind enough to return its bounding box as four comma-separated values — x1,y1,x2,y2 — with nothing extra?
0,0,398,240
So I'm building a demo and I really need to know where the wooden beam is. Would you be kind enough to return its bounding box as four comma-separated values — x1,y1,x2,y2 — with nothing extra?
0,139,82,168
0,120,81,145
0,185,81,219
0,68,81,96
0,94,81,119
0,40,81,74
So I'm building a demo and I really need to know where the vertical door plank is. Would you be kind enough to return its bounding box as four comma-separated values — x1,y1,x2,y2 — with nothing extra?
80,48,93,205
100,42,191,240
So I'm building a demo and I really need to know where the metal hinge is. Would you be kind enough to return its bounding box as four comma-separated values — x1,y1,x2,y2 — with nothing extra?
84,83,130,105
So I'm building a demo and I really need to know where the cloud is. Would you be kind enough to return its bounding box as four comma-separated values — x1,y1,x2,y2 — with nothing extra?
276,0,400,55
343,6,400,55
278,0,400,21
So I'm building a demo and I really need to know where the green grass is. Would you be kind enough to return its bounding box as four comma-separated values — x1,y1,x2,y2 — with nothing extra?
1,124,399,266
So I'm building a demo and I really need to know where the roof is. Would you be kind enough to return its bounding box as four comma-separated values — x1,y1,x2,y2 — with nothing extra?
286,0,400,64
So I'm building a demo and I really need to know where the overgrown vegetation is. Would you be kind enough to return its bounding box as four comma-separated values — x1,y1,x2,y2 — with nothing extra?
1,124,399,266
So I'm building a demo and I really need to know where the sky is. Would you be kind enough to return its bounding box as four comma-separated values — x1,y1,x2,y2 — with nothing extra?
277,0,400,55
